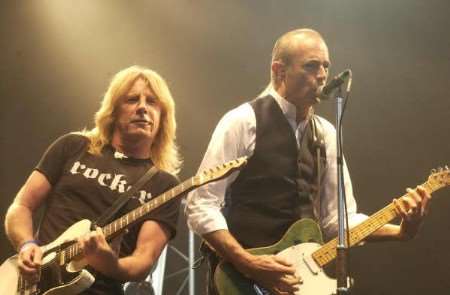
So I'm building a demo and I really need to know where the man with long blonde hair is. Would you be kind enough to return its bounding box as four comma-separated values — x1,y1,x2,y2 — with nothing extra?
5,65,182,294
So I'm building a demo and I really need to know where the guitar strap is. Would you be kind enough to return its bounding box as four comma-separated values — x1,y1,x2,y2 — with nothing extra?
296,115,327,222
310,115,327,222
92,165,159,229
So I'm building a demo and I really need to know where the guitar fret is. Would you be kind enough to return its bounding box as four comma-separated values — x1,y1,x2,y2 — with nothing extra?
61,248,67,264
425,181,436,193
18,274,23,291
64,247,69,261
69,246,73,260
136,208,140,218
59,249,65,265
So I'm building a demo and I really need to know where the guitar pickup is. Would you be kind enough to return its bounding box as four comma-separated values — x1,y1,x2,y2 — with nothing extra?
303,253,320,275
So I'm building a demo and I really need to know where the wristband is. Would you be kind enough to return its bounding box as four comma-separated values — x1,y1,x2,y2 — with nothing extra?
18,239,39,252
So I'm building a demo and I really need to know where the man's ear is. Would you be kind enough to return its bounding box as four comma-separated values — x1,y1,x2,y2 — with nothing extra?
271,61,286,82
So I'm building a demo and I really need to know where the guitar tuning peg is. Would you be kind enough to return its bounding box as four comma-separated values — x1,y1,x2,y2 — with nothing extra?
445,165,449,170
438,167,443,172
431,168,437,173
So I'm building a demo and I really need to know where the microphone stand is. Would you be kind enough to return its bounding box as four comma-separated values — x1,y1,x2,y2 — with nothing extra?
335,85,349,294
334,71,353,294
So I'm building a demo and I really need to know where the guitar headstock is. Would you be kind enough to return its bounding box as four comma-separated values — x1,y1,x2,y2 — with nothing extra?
427,166,450,191
193,157,248,186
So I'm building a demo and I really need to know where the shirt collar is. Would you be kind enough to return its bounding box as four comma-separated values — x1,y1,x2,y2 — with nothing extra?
267,86,298,123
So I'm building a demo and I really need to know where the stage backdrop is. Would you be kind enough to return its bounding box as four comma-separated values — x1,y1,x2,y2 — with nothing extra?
1,1,449,294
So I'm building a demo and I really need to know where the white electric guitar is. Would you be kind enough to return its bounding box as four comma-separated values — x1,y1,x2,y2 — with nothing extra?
0,157,247,295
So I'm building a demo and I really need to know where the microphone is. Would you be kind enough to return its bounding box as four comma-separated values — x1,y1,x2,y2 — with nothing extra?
320,69,351,99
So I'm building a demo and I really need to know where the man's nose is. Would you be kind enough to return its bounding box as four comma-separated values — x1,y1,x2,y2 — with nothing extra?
136,97,148,112
317,65,327,81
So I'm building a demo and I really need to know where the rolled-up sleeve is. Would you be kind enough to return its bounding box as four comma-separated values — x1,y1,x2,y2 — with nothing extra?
185,103,255,235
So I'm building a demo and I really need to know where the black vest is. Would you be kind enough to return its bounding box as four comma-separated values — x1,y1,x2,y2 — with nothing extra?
224,95,326,248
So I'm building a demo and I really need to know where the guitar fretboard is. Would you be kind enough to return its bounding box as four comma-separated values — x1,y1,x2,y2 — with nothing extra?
312,180,437,267
61,175,201,262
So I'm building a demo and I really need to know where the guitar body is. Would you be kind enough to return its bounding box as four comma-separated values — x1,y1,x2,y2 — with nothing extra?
0,219,95,295
214,219,336,295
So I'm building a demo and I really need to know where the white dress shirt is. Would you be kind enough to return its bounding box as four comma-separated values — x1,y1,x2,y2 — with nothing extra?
186,88,367,239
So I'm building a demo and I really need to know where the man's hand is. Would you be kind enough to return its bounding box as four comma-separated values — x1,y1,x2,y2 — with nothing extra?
18,242,42,283
203,229,301,294
77,227,119,272
237,253,301,295
393,185,432,240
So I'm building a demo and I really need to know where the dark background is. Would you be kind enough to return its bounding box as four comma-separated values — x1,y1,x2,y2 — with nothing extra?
1,1,449,294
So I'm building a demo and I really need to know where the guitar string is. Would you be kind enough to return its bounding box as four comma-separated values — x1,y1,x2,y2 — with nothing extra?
312,178,440,266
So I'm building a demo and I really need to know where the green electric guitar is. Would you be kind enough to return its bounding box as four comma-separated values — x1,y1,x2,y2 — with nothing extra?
214,166,449,295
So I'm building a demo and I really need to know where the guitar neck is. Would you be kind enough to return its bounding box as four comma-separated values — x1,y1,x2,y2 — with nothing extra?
102,176,198,239
63,175,200,261
312,180,437,267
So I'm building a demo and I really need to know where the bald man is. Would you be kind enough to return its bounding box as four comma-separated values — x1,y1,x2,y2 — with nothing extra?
186,29,431,295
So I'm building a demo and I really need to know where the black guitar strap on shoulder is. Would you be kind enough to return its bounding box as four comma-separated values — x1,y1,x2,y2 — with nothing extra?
92,166,159,230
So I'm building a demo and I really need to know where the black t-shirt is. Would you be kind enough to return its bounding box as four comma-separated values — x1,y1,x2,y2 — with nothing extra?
35,133,181,294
